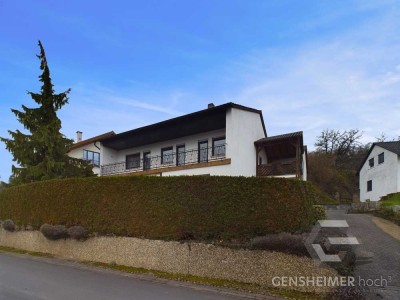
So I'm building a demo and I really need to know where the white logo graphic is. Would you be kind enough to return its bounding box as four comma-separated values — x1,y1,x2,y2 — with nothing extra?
305,220,360,263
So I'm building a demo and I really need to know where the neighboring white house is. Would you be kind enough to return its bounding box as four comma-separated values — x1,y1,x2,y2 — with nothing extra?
358,141,400,201
68,131,115,175
95,102,307,180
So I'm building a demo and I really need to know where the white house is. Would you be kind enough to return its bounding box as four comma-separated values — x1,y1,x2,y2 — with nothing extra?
68,131,115,175
95,102,307,179
358,141,400,201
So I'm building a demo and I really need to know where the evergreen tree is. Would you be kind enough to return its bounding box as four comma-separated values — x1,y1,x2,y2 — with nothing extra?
0,41,93,184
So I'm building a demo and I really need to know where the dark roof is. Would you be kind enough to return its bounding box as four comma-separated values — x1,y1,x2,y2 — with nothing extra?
375,141,400,155
100,102,267,150
69,131,115,151
255,131,303,143
357,141,400,175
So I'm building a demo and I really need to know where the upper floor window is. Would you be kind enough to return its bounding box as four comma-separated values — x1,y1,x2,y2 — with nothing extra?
83,150,100,167
126,153,141,169
378,152,384,164
161,146,174,164
367,180,372,192
176,145,185,166
198,140,208,163
212,137,226,157
368,158,374,168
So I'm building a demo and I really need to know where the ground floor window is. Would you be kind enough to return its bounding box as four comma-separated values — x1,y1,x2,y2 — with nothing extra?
367,180,372,192
83,150,100,167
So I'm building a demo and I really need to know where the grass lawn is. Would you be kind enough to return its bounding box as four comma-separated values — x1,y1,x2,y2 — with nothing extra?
381,193,400,207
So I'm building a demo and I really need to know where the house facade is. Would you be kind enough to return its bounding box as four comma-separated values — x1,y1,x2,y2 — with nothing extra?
96,102,307,179
358,141,400,201
68,131,115,175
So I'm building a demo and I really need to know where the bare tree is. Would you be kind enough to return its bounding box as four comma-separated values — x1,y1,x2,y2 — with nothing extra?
315,129,363,157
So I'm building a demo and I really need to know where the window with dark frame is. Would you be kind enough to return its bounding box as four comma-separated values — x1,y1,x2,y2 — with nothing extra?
143,151,151,170
83,150,100,167
369,158,374,168
212,137,226,157
161,146,174,164
198,140,208,163
176,145,185,166
378,152,384,164
126,153,141,169
367,180,372,192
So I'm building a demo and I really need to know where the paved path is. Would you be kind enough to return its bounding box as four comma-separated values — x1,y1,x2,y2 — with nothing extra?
0,252,264,300
327,208,400,299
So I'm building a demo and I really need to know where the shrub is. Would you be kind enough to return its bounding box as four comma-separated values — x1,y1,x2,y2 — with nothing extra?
40,224,68,240
250,233,308,256
0,176,317,241
2,219,15,232
312,205,326,224
67,226,89,241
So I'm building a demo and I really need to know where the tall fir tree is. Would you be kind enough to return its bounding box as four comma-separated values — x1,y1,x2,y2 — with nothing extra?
1,41,93,184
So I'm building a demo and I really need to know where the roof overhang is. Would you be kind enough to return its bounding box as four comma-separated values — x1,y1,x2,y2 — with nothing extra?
102,102,267,151
69,131,115,151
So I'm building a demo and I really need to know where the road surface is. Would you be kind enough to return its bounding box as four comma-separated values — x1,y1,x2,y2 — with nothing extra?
0,252,263,300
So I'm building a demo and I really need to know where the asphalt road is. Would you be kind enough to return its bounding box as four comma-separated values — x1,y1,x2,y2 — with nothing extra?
327,207,400,299
0,253,261,300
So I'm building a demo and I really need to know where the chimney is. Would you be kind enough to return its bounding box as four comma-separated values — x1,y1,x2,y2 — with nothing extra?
76,131,83,142
208,103,215,109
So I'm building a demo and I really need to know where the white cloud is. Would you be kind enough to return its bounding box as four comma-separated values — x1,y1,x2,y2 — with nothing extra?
225,6,400,149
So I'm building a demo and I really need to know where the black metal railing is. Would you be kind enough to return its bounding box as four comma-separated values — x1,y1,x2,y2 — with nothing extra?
101,144,226,175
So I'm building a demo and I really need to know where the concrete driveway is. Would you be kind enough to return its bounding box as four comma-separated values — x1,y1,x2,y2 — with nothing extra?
327,207,400,299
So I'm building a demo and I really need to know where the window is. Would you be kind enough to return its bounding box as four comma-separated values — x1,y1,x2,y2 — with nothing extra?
83,150,100,167
198,141,208,163
126,153,141,169
367,180,372,192
143,151,151,170
176,145,185,166
378,152,384,164
161,147,174,164
212,137,226,157
368,158,374,168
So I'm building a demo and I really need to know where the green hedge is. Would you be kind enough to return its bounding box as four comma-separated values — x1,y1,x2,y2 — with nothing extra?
0,176,316,241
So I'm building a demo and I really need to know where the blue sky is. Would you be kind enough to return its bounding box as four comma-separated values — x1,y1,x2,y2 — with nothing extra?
1,0,400,181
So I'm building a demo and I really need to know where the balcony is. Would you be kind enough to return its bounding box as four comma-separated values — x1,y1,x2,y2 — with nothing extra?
101,144,227,176
256,160,299,177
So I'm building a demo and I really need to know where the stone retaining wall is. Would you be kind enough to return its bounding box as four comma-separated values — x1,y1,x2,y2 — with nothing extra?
0,229,337,292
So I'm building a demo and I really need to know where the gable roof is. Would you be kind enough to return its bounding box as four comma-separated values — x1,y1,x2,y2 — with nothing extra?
357,141,400,175
375,141,400,155
69,131,115,151
100,102,266,150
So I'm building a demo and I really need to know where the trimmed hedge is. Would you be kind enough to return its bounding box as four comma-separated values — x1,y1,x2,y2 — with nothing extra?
0,176,316,241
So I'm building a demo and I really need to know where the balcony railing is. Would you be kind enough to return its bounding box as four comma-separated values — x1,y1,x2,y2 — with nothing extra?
101,144,227,176
256,160,299,177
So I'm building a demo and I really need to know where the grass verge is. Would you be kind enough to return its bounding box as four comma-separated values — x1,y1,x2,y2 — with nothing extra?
381,193,400,208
